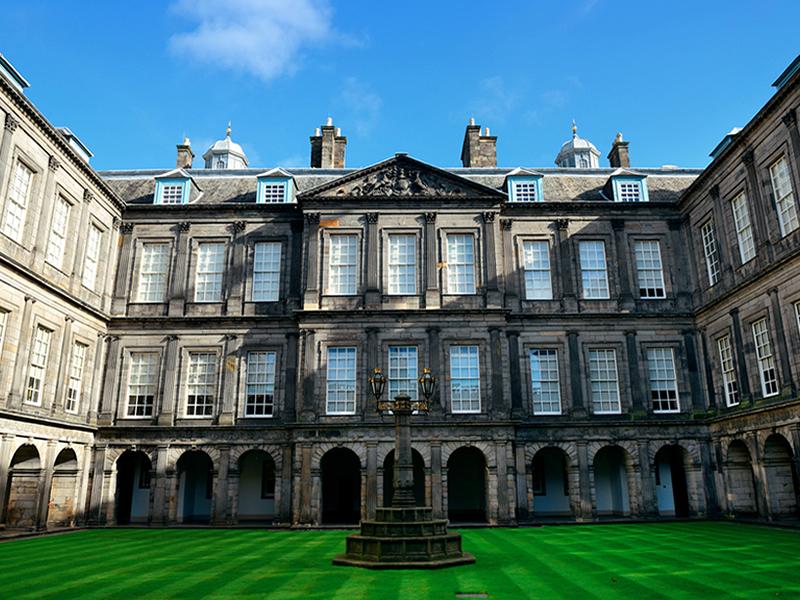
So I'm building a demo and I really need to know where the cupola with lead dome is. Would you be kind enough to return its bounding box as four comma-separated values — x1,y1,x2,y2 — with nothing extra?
203,122,248,169
555,121,600,168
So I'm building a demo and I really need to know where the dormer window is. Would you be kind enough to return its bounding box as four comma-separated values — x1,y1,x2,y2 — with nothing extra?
611,176,648,203
257,169,296,204
260,181,287,203
154,179,188,205
506,171,543,203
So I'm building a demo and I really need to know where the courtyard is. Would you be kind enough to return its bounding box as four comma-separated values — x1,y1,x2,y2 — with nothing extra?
0,522,797,599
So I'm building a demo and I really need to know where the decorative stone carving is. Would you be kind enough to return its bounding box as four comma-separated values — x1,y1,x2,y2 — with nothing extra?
782,108,797,129
321,164,469,197
554,218,569,231
119,222,134,234
742,148,755,166
424,212,437,223
83,189,95,203
305,212,320,224
3,114,18,132
709,185,720,200
500,219,512,230
611,218,625,231
366,212,379,224
231,221,246,233
482,211,496,223
48,156,61,172
178,222,191,233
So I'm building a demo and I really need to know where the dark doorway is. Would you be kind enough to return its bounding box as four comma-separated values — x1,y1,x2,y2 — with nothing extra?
115,451,152,525
654,445,690,517
177,451,213,524
447,446,487,523
532,447,572,517
763,434,799,516
237,450,276,523
383,449,425,507
321,448,361,524
593,445,631,516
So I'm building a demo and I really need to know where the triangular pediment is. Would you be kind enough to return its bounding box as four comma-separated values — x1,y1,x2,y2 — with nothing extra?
300,154,505,199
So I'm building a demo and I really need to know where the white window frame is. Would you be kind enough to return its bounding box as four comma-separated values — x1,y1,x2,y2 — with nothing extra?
65,341,88,414
0,310,7,355
194,242,226,303
327,234,359,296
388,346,419,401
700,220,721,286
252,241,282,302
259,181,287,204
126,352,159,418
752,319,779,398
25,325,52,406
2,160,33,242
449,345,481,414
717,335,739,407
731,192,756,264
795,301,800,336
325,347,357,415
579,241,610,299
647,347,679,413
634,240,666,299
446,233,477,295
185,351,218,417
588,348,621,414
155,180,188,205
245,351,277,417
529,348,561,415
769,156,799,237
46,196,71,270
82,224,102,291
387,234,417,296
136,242,171,303
522,240,553,300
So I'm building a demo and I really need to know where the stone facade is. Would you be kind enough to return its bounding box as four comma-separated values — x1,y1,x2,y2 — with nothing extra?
0,55,799,531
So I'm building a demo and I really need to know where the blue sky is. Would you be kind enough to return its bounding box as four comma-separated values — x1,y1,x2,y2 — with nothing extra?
2,1,799,171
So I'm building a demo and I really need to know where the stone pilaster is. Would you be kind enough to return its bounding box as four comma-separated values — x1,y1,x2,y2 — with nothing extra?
87,445,108,524
0,434,15,523
500,219,519,310
225,221,246,315
7,295,36,408
555,219,576,311
301,330,317,421
279,445,293,521
32,156,61,269
567,331,585,416
213,446,231,524
150,445,169,525
430,443,443,518
51,315,73,414
423,212,439,308
576,441,592,520
742,148,773,261
699,328,717,410
0,113,19,202
611,219,633,310
219,334,240,425
366,442,378,518
513,444,529,520
283,332,299,420
488,327,504,417
482,212,502,308
158,335,179,426
768,288,796,396
682,329,703,412
729,308,752,402
111,222,135,314
637,440,657,516
625,330,643,412
506,330,523,416
303,213,321,309
98,336,120,424
168,222,191,316
288,220,304,310
425,326,442,414
364,213,380,308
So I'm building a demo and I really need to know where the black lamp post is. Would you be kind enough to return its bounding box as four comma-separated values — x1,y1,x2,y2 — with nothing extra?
368,366,436,507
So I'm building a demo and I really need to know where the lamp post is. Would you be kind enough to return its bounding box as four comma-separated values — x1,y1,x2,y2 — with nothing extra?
369,367,435,508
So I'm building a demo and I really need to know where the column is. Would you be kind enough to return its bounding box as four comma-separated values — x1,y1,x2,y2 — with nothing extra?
495,442,510,523
225,221,246,316
513,444,528,521
283,332,299,420
430,443,443,518
213,446,231,524
482,212,502,308
576,441,592,520
555,219,576,311
279,445,293,521
670,219,694,310
500,219,519,310
423,212,440,309
51,316,73,415
88,334,110,424
625,330,643,412
157,335,179,426
749,433,769,518
729,308,752,401
7,296,36,408
303,213,321,309
700,442,720,516
567,331,585,416
0,114,19,201
97,336,119,425
611,219,633,309
506,331,523,415
218,334,240,425
168,222,191,316
742,148,773,261
699,329,717,410
301,330,316,421
769,288,796,396
299,443,313,523
36,441,57,529
488,327,504,416
32,156,61,269
288,220,304,310
0,434,15,524
364,212,380,308
87,445,108,524
637,441,657,516
364,328,379,421
426,327,443,414
69,191,92,296
366,442,378,517
783,109,800,170
150,445,169,525
111,222,135,314
681,329,703,412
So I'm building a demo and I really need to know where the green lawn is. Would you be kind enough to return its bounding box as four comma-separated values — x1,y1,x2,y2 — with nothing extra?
0,522,798,599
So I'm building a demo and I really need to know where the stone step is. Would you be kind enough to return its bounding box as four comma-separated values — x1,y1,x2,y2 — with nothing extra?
344,532,467,562
360,520,449,537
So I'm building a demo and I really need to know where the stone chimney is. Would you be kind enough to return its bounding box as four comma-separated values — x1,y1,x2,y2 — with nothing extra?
310,117,347,168
460,118,497,167
607,132,630,168
176,137,194,169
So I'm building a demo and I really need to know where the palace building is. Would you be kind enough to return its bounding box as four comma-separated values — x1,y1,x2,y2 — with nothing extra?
0,52,799,529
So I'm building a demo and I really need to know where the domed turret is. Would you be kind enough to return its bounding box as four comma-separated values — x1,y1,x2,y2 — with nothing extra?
203,122,248,169
555,121,600,168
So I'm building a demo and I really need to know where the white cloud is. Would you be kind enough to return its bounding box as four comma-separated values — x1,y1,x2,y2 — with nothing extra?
337,77,382,136
469,76,520,124
169,0,337,81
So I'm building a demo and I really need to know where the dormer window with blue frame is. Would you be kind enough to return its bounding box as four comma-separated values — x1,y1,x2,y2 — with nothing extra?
154,178,189,205
611,175,649,203
505,169,544,203
256,168,296,204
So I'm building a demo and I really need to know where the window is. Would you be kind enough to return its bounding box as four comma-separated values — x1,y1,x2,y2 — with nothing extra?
186,352,217,417
127,352,158,417
579,241,609,299
25,325,52,406
195,242,225,302
529,349,561,414
136,243,171,303
700,220,720,286
618,181,642,202
795,302,800,334
717,335,739,407
647,348,679,413
511,180,540,202
328,235,358,295
388,346,418,400
522,240,552,300
589,349,621,414
634,240,666,299
2,161,33,242
326,347,356,414
46,197,71,270
752,319,779,397
446,234,476,294
769,156,799,236
245,351,276,417
252,242,281,302
387,234,417,295
259,182,286,203
65,342,87,414
731,192,756,263
82,225,102,290
450,345,480,413
0,311,7,353
157,183,186,205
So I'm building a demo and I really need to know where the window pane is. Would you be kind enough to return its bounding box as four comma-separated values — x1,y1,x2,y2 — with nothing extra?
25,326,52,406
530,349,560,414
388,234,417,295
579,241,609,299
195,242,225,302
717,336,739,407
186,352,217,416
245,351,276,416
752,319,778,397
450,345,480,413
618,181,642,202
447,234,476,295
2,161,33,242
253,242,281,302
137,243,171,303
770,157,799,236
523,241,552,300
388,346,418,400
160,184,184,204
513,181,538,202
732,193,755,263
46,197,71,270
701,221,720,286
260,182,286,203
82,225,102,290
65,342,88,414
127,352,158,417
589,349,620,413
634,240,666,299
326,347,356,414
328,235,358,295
647,347,679,412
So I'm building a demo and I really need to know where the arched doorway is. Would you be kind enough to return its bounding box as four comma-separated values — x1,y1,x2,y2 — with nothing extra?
654,445,690,517
447,446,487,523
48,448,79,528
763,434,798,516
115,451,153,525
532,447,572,517
726,440,757,515
237,450,276,523
4,444,41,529
177,451,213,524
383,449,425,507
321,448,361,525
593,445,632,517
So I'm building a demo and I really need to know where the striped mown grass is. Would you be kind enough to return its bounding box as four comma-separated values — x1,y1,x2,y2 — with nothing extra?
0,522,798,599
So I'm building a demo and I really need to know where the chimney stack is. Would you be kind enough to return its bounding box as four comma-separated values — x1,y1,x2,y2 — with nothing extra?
460,118,497,167
310,117,347,168
607,132,630,168
176,137,194,169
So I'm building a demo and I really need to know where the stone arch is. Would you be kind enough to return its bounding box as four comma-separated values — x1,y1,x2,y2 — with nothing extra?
525,442,578,468
320,446,362,525
107,446,157,470
382,448,426,507
5,444,42,529
176,449,214,524
229,445,282,471
47,448,80,528
530,446,574,518
725,439,758,515
377,442,431,468
591,444,636,517
762,433,798,517
114,450,153,525
441,440,497,469
446,445,488,523
311,442,366,471
235,449,278,523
